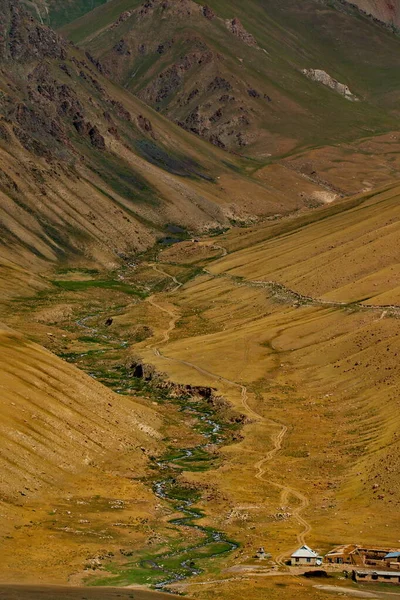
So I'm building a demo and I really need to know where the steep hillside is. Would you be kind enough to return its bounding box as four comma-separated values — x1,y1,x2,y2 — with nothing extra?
345,0,400,27
3,0,317,274
0,324,165,583
62,0,400,156
213,183,400,304
0,326,159,503
22,0,109,28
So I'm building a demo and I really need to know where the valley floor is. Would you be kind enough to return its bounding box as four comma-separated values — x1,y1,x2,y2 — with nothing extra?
1,183,400,599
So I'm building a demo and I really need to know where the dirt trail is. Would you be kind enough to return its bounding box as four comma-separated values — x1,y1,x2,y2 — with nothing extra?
146,264,182,347
144,262,312,563
150,264,183,292
206,270,400,317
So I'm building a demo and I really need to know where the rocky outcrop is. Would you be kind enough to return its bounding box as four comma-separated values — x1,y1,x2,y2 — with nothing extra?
225,17,257,47
302,68,357,100
202,5,215,20
138,44,213,105
1,0,67,62
137,114,157,139
129,359,238,410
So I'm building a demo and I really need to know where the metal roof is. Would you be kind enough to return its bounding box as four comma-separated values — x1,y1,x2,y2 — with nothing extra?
291,545,319,558
385,552,400,559
357,570,400,577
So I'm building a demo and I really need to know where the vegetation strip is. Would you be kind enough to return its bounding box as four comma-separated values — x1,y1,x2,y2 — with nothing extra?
60,299,241,590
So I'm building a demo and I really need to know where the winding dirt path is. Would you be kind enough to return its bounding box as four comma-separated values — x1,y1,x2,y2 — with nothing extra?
150,264,183,293
144,263,312,562
145,264,182,347
205,270,400,317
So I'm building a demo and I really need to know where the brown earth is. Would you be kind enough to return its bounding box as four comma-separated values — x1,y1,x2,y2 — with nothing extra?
345,0,400,27
0,585,185,600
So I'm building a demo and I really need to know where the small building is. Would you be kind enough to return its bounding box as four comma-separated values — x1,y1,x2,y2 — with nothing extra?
353,570,400,584
325,545,400,568
254,547,271,560
325,544,363,566
385,551,400,570
291,545,322,566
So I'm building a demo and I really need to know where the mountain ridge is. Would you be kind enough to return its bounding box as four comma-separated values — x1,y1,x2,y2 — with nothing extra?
62,0,400,157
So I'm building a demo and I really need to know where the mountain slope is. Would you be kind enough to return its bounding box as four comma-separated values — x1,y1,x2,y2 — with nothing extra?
0,326,159,502
62,0,400,156
2,0,321,274
22,0,109,28
344,0,400,27
0,323,165,584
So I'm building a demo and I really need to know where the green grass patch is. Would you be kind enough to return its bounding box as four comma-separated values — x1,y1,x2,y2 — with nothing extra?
51,278,147,297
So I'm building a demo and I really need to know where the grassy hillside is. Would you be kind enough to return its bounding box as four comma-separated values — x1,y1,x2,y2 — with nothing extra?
211,182,400,303
3,0,328,274
61,0,400,156
22,0,109,28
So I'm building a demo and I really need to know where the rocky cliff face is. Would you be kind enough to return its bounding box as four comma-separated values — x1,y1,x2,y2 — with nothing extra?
0,0,67,61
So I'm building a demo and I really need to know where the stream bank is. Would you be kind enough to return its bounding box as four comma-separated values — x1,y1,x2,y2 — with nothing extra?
62,311,243,591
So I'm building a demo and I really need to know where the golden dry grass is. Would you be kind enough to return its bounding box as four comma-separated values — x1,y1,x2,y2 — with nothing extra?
0,326,165,584
1,184,400,598
209,183,400,304
126,187,400,597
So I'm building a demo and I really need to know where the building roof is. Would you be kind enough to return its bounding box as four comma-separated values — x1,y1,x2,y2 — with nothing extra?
384,552,400,559
325,544,359,556
291,545,319,558
357,570,400,577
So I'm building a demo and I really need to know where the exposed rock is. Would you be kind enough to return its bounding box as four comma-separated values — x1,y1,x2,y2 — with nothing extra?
247,88,260,98
202,5,215,20
225,17,257,47
111,10,135,30
208,76,232,92
108,99,131,121
219,94,235,102
209,134,226,149
209,108,223,123
137,114,157,139
157,39,174,54
139,46,213,105
85,51,107,75
1,1,67,62
185,88,199,104
342,0,400,29
88,125,106,149
113,39,131,56
129,360,158,381
302,68,358,100
13,125,51,158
